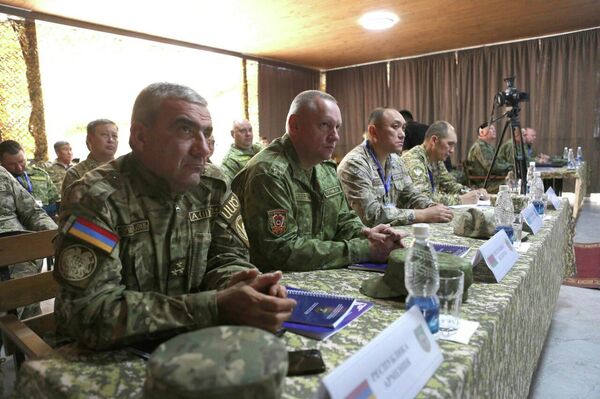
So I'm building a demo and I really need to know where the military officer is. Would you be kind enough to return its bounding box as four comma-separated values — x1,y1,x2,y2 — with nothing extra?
467,122,512,192
44,140,74,192
337,107,453,227
54,82,295,350
497,127,550,166
232,90,405,272
220,119,262,181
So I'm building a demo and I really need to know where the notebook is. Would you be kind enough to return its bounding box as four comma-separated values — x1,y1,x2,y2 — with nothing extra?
286,288,356,328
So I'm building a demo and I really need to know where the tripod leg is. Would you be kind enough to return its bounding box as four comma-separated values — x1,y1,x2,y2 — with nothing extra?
484,121,511,189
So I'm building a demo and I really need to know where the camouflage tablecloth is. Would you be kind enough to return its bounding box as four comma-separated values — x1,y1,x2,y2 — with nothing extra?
537,162,589,218
14,201,574,399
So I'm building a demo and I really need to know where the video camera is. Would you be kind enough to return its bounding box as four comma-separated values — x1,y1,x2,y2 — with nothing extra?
494,76,529,108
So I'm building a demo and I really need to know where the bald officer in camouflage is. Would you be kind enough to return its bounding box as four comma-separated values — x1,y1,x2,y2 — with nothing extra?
220,119,263,181
401,121,488,206
54,83,296,350
337,107,453,227
232,90,405,272
467,122,511,192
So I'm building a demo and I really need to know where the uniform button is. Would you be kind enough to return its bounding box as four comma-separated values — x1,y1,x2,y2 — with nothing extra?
175,205,181,212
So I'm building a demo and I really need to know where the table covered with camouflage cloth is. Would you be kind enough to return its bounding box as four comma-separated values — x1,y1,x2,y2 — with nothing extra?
15,201,574,399
537,162,589,218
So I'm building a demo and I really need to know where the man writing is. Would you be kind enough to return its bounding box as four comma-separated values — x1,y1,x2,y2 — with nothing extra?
401,121,488,205
55,83,295,350
337,107,453,226
61,119,119,196
232,91,405,272
220,119,262,181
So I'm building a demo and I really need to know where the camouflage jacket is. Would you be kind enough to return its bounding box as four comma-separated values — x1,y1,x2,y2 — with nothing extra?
0,166,57,233
401,144,466,205
231,133,370,272
337,141,433,226
61,155,103,197
467,139,512,176
13,166,60,206
220,143,262,181
497,139,536,166
45,160,72,193
54,153,254,350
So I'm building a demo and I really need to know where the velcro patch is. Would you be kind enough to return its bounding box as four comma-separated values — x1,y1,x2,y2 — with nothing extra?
66,215,119,254
116,220,150,237
189,207,220,222
220,193,249,248
58,244,97,282
268,209,287,236
295,192,311,202
323,186,342,198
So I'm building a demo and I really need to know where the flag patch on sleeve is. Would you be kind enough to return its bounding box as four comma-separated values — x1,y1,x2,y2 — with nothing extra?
67,216,119,254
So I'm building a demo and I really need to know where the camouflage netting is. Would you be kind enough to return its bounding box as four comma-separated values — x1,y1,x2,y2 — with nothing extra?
0,18,47,161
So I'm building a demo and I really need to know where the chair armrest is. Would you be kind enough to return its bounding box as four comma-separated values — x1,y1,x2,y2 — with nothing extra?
0,314,54,359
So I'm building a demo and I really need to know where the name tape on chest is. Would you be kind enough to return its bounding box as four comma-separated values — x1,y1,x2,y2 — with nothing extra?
189,207,220,222
323,186,342,198
116,220,150,237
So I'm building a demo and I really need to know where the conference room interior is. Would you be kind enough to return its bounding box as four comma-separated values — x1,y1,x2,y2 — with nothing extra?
1,1,599,398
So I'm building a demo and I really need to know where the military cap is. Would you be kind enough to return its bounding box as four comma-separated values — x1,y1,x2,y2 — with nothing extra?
453,208,496,238
144,326,288,399
361,249,473,302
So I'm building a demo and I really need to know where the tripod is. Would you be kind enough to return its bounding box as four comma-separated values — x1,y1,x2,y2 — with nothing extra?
484,104,528,194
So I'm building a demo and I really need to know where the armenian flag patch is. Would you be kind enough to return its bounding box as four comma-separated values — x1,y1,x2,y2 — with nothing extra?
67,216,119,254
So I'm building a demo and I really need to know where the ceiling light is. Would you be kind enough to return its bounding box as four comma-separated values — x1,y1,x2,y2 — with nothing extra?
359,11,399,31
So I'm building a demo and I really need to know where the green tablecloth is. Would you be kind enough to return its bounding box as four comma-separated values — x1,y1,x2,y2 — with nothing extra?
15,201,574,399
537,162,589,219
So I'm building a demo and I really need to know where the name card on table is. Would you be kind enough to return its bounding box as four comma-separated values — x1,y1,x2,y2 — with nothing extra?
471,229,519,282
545,187,562,210
318,306,442,399
522,204,543,234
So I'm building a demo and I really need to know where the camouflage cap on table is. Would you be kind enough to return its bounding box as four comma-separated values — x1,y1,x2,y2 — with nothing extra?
144,326,288,399
360,249,473,301
453,208,497,238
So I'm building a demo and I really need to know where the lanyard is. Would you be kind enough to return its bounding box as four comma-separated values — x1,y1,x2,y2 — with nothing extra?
428,167,435,193
18,172,33,193
365,140,391,195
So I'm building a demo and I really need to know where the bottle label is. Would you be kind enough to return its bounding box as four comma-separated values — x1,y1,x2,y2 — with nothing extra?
406,296,440,334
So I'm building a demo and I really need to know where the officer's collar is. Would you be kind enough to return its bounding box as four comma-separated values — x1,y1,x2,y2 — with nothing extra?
126,154,174,199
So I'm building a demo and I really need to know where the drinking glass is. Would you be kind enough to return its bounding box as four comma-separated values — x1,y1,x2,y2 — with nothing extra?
512,214,523,248
437,269,464,336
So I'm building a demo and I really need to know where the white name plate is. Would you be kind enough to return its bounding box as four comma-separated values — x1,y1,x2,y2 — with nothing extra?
522,203,543,234
471,229,519,282
545,187,561,209
318,306,442,399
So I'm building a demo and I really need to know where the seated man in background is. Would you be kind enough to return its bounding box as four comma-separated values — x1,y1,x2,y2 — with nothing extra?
497,127,550,166
337,107,453,226
0,140,60,217
220,119,262,181
399,109,428,153
0,165,57,318
401,121,488,205
232,90,405,272
55,82,295,350
61,118,119,197
467,122,512,193
45,140,74,193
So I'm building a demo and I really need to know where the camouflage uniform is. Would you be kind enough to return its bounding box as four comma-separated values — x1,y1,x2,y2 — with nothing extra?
497,139,536,166
231,133,370,272
401,144,467,205
220,143,262,181
467,139,512,192
54,153,254,350
61,155,103,197
337,141,433,226
0,166,57,318
44,160,71,193
14,166,60,207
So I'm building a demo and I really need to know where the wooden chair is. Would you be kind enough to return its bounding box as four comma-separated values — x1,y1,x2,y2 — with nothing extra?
463,159,506,189
0,229,59,368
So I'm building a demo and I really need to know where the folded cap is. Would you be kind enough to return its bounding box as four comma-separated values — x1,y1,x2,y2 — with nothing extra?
360,249,473,302
144,326,288,399
453,207,496,238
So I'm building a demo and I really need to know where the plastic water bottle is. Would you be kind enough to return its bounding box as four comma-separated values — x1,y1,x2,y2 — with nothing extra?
526,161,536,196
494,185,515,242
405,224,439,334
531,171,545,215
563,147,569,160
576,146,583,166
567,148,575,169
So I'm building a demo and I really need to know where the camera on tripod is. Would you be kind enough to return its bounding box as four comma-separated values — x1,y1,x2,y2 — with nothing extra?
494,76,529,107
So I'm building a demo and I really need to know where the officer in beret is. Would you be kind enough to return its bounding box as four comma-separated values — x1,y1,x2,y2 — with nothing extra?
54,82,296,350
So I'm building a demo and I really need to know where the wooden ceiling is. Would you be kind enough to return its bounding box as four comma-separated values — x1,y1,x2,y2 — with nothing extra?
1,0,599,70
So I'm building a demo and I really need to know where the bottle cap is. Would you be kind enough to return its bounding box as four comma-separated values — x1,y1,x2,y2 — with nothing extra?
534,171,541,177
413,223,429,238
499,185,509,192
529,161,535,167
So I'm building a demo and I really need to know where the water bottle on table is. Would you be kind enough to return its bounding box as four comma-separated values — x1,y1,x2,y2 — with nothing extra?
494,185,515,242
563,147,569,160
405,224,440,334
576,146,583,166
567,148,575,169
525,161,536,197
531,171,545,215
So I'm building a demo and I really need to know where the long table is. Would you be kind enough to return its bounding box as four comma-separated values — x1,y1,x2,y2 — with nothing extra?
538,162,589,219
15,201,574,398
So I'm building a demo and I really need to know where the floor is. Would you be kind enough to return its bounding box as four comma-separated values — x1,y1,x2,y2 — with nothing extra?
2,196,600,398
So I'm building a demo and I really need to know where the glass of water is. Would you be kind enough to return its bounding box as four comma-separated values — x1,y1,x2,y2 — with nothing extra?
437,269,464,336
512,213,523,248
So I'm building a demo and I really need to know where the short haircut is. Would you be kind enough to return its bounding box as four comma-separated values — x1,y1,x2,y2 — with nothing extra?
132,82,207,127
53,140,70,152
87,119,117,136
399,109,413,121
425,121,454,140
479,122,489,130
0,140,23,158
286,90,337,130
368,107,389,126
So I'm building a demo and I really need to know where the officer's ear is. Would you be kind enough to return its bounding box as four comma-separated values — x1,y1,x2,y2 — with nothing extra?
367,124,378,141
130,121,148,152
288,114,300,136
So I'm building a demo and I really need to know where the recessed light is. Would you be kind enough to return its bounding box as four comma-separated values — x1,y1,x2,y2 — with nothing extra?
359,11,399,31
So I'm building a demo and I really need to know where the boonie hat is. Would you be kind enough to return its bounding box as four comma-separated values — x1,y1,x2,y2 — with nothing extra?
144,326,288,399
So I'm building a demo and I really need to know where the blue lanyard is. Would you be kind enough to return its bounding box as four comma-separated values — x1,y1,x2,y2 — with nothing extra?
428,168,435,193
364,140,391,195
18,172,33,193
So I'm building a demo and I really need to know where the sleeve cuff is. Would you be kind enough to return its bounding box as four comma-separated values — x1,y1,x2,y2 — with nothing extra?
349,238,371,263
184,289,220,328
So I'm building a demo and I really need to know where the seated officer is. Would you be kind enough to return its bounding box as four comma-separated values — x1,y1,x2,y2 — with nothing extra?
232,90,405,272
45,140,74,193
467,122,512,192
497,127,551,165
54,82,295,350
401,121,488,205
337,107,453,226
220,119,262,181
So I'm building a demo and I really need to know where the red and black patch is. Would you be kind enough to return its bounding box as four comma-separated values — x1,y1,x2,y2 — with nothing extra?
268,209,288,236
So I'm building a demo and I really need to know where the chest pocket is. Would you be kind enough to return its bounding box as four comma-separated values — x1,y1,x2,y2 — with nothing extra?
321,185,343,239
122,234,155,292
187,232,211,292
295,192,313,236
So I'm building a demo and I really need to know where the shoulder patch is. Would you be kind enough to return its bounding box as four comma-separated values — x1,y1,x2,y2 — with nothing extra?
219,193,250,248
267,209,287,236
58,244,97,282
66,215,119,254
